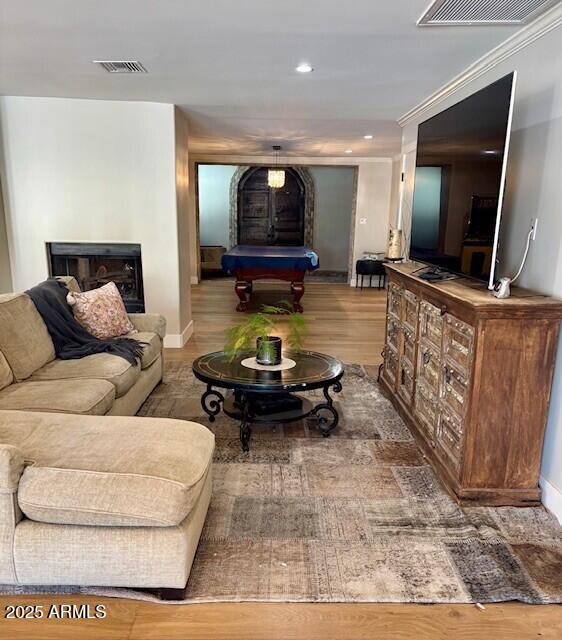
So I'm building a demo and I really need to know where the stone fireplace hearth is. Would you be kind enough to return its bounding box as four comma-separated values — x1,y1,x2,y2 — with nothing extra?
47,242,145,313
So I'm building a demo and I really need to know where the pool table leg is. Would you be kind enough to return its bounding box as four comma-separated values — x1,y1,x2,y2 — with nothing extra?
291,281,304,313
235,280,249,311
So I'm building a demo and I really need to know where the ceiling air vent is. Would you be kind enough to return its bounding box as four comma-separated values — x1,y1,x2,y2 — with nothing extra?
93,60,147,73
418,0,558,25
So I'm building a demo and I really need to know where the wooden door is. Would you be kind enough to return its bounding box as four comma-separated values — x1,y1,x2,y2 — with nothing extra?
272,170,304,245
238,168,271,245
238,168,304,245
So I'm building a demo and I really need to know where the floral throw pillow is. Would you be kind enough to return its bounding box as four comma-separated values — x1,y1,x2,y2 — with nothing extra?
67,282,136,339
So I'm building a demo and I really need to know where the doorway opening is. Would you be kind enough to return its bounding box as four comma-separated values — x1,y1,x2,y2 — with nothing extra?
237,167,305,246
196,163,355,284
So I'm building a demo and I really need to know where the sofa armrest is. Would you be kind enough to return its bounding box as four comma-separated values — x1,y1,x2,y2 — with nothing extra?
128,313,167,340
0,444,25,493
0,444,24,584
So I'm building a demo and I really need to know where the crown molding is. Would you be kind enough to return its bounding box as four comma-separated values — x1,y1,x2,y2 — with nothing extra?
398,3,562,127
190,154,392,165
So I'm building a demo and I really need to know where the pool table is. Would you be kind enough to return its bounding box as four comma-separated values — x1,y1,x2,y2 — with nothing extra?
221,245,320,312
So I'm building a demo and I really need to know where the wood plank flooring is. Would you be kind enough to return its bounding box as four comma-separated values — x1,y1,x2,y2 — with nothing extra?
1,597,562,640
1,278,560,640
169,278,388,365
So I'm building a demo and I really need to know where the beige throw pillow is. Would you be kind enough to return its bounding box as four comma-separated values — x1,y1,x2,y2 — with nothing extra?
68,282,136,339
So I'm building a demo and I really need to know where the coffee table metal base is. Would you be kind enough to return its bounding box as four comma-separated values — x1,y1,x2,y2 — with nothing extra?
200,382,342,451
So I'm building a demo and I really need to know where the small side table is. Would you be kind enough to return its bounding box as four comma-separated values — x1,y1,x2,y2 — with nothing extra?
355,259,386,290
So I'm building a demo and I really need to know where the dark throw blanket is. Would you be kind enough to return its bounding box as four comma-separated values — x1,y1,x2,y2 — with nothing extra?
26,279,145,365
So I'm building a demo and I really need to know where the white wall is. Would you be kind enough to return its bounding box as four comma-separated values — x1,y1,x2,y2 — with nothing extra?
0,96,191,345
174,107,193,343
0,180,12,293
397,18,562,517
350,160,393,281
388,154,402,230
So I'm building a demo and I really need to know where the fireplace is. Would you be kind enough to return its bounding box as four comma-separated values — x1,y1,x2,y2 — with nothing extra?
47,242,145,313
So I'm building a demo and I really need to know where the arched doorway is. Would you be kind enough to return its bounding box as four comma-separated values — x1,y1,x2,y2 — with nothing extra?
237,167,305,246
229,167,315,247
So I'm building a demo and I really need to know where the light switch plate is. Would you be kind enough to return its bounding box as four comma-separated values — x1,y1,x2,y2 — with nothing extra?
359,218,367,225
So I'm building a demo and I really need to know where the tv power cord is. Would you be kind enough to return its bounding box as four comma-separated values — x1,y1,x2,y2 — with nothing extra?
493,225,534,299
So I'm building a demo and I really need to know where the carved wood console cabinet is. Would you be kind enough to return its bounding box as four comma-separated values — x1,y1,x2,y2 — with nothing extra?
380,262,562,506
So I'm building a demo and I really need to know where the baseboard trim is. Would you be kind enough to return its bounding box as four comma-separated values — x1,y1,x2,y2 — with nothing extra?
164,320,194,349
540,476,562,524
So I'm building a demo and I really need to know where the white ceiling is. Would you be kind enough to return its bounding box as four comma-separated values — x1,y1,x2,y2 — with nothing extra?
0,1,523,157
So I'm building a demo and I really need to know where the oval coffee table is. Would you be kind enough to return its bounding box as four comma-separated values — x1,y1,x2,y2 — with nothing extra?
192,350,344,451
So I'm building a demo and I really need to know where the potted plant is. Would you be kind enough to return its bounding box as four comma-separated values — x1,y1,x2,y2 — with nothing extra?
225,301,307,365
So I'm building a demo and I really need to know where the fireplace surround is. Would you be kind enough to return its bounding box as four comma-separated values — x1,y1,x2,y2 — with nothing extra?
47,242,145,313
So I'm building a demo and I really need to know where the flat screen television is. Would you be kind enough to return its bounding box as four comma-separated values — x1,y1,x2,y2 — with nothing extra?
409,72,516,289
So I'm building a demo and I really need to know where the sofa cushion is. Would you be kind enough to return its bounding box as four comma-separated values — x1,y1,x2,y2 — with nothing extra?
0,411,214,527
0,380,115,416
30,354,139,398
0,293,55,381
128,331,160,370
0,351,13,391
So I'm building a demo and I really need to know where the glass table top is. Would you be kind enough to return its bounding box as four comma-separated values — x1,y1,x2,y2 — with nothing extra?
192,350,344,392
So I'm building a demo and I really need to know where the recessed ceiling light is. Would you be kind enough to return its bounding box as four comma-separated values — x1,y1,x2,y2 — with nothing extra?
364,135,373,140
345,149,353,154
295,63,313,73
482,149,500,155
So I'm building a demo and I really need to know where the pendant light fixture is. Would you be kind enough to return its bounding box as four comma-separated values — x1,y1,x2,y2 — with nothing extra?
268,145,285,189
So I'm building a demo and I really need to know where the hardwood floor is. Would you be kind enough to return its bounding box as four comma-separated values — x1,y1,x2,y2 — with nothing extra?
170,277,388,365
1,597,562,640
1,279,560,640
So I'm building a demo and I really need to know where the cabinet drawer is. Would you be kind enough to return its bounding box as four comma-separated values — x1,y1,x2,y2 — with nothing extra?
440,364,469,418
414,381,438,442
443,314,474,374
397,359,414,406
417,339,441,393
401,326,416,367
383,347,398,390
403,290,418,334
419,300,443,349
386,315,400,352
388,282,403,319
437,408,463,472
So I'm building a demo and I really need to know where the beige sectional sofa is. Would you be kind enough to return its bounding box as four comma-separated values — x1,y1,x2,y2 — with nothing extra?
0,278,215,598
0,411,214,596
0,277,165,416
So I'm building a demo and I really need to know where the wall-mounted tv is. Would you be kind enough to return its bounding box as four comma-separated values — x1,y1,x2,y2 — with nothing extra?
409,72,516,289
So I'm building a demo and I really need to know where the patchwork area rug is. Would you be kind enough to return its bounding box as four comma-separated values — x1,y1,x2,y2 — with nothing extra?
3,362,562,603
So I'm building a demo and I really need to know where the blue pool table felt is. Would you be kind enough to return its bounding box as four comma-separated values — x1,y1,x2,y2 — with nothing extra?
222,245,320,272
